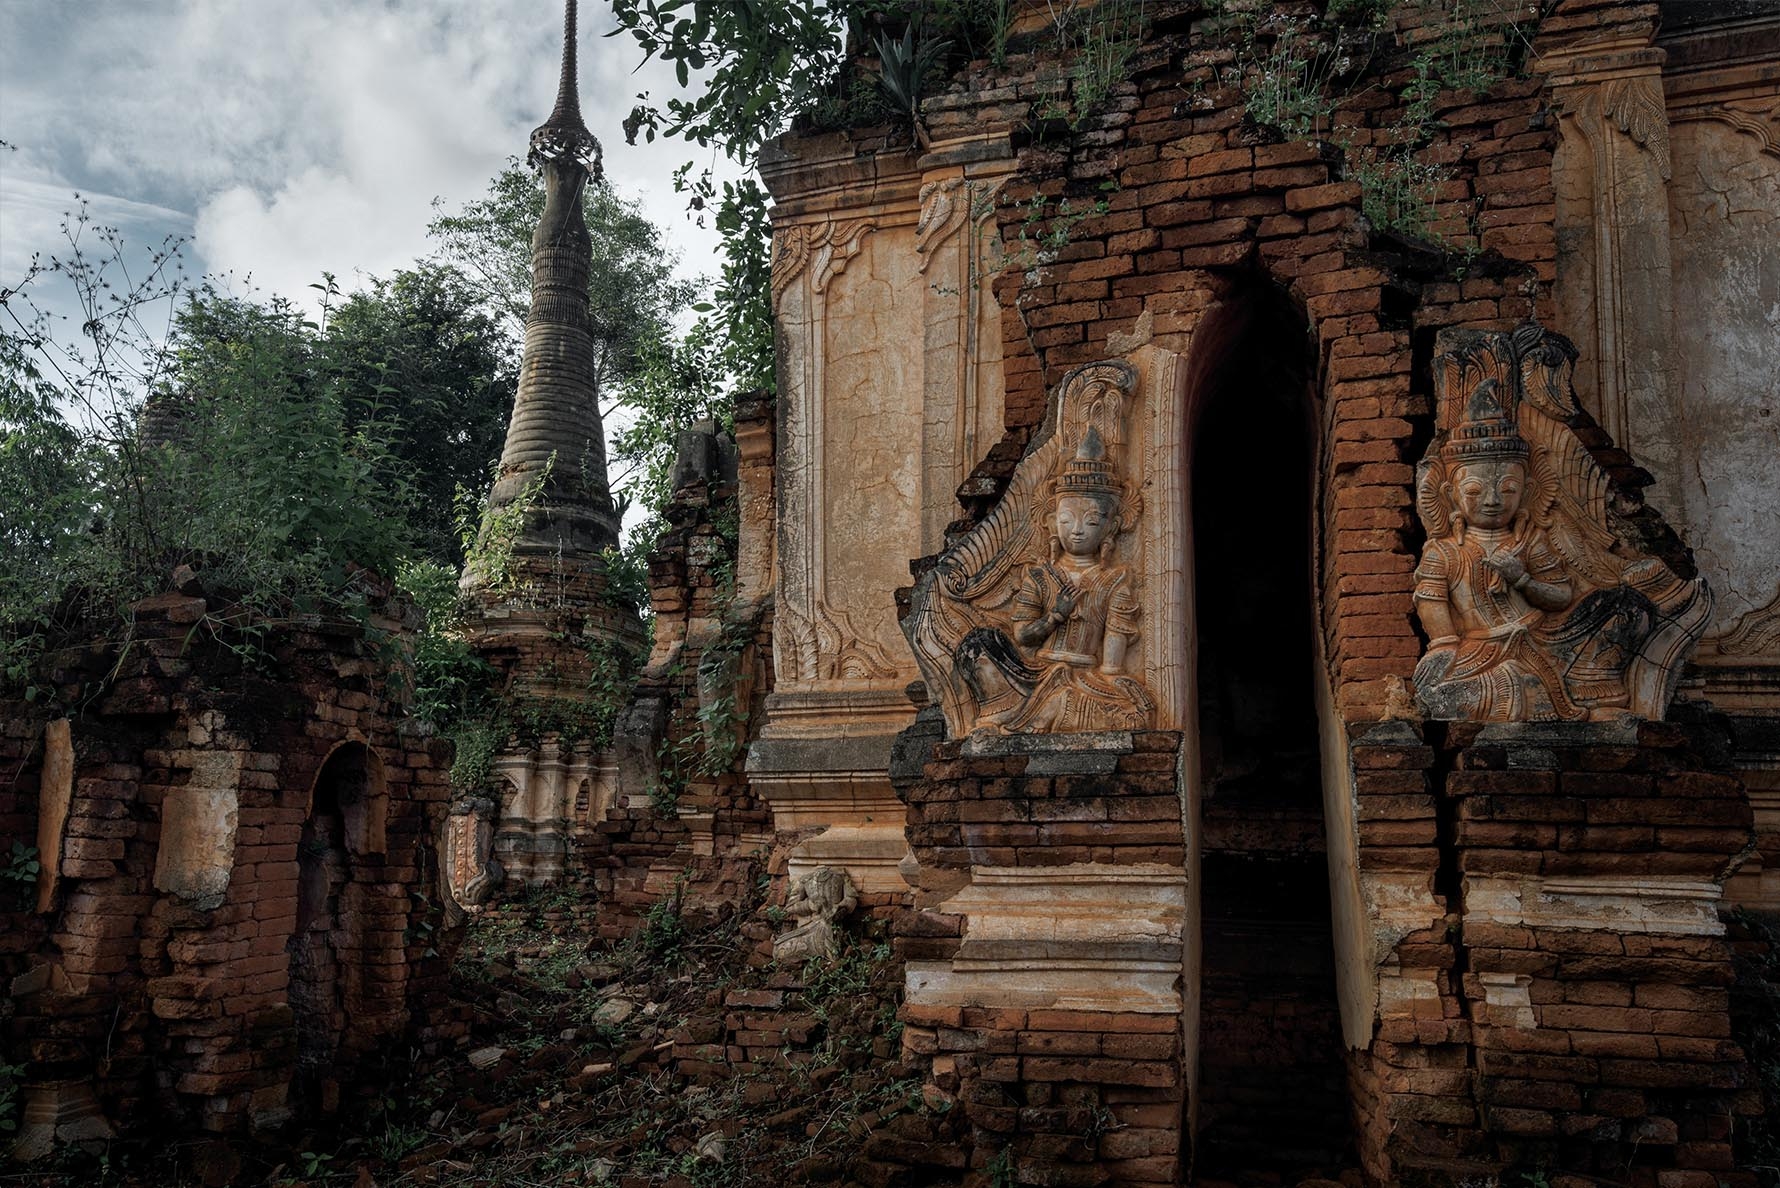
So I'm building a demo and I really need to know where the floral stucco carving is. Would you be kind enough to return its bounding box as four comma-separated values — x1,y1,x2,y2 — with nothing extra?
1702,585,1780,662
770,218,876,309
1669,97,1780,158
1601,76,1673,180
915,178,969,268
915,177,1006,273
1411,323,1712,722
905,361,1156,737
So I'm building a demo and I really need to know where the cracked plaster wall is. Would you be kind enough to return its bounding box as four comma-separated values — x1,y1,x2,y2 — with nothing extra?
1666,119,1780,630
822,227,925,673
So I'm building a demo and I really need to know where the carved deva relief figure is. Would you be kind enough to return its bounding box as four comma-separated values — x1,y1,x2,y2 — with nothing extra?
772,866,857,963
999,428,1151,731
905,361,1156,737
1412,324,1712,722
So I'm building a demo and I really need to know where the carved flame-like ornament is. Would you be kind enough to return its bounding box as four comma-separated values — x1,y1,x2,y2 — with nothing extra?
1412,323,1711,722
905,362,1155,737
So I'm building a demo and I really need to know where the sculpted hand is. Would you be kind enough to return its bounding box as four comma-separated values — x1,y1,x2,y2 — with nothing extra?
1051,587,1077,623
1484,551,1527,587
1414,643,1456,687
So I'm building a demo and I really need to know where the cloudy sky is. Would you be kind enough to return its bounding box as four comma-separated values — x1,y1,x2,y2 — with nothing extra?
0,0,733,318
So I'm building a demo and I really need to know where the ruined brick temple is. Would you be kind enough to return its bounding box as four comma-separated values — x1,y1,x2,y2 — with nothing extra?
0,582,458,1154
6,0,1780,1184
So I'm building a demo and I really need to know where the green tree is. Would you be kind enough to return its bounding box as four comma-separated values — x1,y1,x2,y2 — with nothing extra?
149,286,417,589
1,154,723,689
427,161,700,404
319,264,517,565
611,0,855,403
0,211,452,679
0,333,97,604
609,0,866,162
0,332,101,685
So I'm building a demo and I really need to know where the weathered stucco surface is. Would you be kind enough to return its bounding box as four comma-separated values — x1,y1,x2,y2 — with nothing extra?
34,719,72,914
1666,118,1780,633
153,752,241,908
1549,53,1678,488
820,226,925,681
756,135,1020,895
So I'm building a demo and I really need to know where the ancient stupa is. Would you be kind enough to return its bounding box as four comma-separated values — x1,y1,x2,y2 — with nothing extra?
453,0,644,888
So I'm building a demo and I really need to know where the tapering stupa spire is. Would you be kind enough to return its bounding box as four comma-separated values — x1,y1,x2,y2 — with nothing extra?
528,0,599,172
471,0,617,582
453,1,645,888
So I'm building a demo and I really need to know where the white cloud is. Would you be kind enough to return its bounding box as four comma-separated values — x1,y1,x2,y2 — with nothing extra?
0,149,194,286
1,0,735,314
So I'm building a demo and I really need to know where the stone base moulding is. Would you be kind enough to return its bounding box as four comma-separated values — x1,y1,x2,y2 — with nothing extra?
1463,874,1727,936
10,1081,115,1163
748,731,914,895
486,741,614,885
904,863,1189,1016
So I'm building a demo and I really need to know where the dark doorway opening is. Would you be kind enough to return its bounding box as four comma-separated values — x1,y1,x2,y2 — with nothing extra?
289,743,364,1110
1190,279,1352,1178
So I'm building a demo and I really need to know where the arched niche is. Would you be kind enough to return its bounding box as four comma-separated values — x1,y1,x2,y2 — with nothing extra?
288,743,366,1100
311,740,386,858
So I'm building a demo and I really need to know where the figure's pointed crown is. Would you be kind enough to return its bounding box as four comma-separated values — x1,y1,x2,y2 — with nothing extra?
528,0,602,175
1056,426,1123,500
1444,378,1529,463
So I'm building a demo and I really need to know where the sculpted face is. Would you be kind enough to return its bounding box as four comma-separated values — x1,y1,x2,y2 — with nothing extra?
1450,459,1527,530
1054,495,1116,559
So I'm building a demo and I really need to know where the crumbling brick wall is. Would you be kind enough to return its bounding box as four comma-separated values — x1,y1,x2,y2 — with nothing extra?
1341,716,1759,1186
853,1,1764,1184
1,587,458,1153
588,401,777,938
894,728,1189,1187
929,9,1575,726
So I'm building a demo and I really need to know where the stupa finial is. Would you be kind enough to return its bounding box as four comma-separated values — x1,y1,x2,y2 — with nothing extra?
468,0,617,575
528,0,601,175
